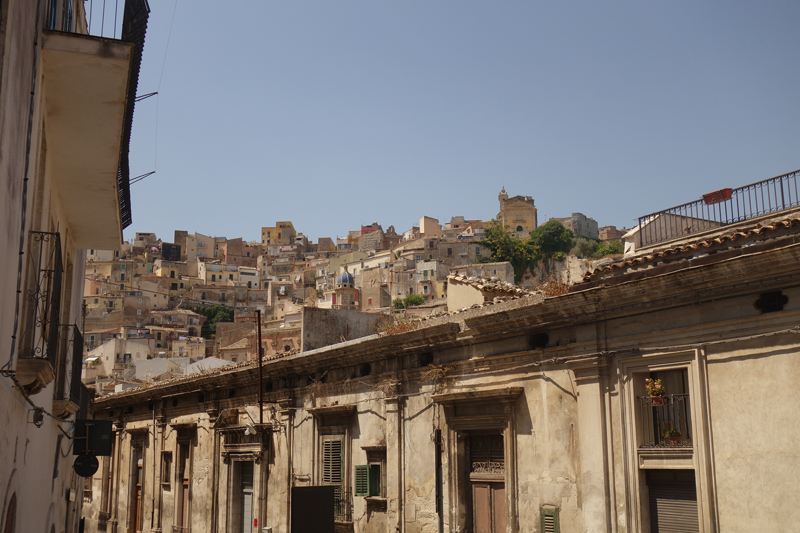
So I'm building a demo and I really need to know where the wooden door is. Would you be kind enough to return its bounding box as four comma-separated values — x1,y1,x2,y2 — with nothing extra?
182,479,189,529
469,435,506,533
472,482,506,533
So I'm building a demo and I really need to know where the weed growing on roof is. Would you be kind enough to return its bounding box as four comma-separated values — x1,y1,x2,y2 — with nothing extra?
376,314,420,335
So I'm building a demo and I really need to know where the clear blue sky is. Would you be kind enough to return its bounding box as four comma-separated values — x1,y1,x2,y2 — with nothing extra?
124,0,800,244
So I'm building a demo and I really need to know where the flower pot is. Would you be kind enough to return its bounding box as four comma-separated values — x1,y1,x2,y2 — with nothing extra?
669,436,682,447
650,396,665,406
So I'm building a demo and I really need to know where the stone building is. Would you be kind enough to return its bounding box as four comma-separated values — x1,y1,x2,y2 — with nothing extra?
0,1,149,532
498,187,538,235
550,212,599,240
81,192,800,533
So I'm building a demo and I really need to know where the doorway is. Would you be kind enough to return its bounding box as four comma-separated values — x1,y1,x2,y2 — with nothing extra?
468,435,506,533
231,460,254,533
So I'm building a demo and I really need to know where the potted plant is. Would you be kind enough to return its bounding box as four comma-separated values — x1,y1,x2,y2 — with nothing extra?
645,378,666,405
664,428,682,447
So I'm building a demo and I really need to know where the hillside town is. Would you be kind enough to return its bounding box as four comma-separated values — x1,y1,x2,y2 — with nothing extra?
81,188,628,396
2,2,799,533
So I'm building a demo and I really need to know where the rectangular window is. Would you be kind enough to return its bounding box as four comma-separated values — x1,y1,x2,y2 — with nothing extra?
137,309,142,315
354,464,381,497
322,435,343,486
120,273,125,281
212,274,216,282
170,271,175,278
161,452,172,490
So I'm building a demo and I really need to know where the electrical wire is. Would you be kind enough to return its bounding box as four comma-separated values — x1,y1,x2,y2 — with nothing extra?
153,0,180,173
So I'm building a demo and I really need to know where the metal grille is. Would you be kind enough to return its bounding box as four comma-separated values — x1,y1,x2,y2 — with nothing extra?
333,486,351,522
639,394,693,448
647,471,699,533
469,435,504,474
637,169,800,247
55,325,83,404
20,231,63,365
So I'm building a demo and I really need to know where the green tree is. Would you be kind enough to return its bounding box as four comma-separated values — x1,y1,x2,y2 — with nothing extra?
593,240,623,258
404,294,425,307
184,304,235,338
482,221,536,283
570,237,600,259
529,221,574,260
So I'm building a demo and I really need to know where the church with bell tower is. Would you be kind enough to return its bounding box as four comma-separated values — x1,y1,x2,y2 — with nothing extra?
498,187,538,236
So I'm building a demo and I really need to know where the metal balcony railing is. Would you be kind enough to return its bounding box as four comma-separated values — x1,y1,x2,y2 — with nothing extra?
639,394,693,448
637,169,800,248
334,486,352,522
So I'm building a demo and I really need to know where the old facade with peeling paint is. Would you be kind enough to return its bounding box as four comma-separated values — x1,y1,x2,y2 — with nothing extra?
82,207,800,533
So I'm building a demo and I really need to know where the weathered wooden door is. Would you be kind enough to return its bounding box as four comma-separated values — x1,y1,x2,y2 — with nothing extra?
469,435,506,533
181,479,189,529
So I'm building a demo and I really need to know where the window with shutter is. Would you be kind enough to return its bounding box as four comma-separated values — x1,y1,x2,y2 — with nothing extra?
540,506,559,533
354,465,369,496
354,464,381,497
322,436,343,485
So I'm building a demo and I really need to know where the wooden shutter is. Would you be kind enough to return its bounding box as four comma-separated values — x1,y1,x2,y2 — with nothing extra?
322,436,343,485
540,506,559,533
354,464,380,497
354,465,369,496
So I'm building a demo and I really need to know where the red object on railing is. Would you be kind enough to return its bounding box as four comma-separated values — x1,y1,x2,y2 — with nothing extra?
702,188,733,205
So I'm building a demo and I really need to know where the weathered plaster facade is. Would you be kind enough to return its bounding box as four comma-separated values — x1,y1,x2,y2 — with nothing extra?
82,217,800,533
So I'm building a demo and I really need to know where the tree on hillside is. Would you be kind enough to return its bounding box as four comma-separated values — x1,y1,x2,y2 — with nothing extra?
529,221,574,260
594,240,623,258
393,294,425,309
184,304,234,338
570,237,600,258
482,221,536,283
570,237,623,259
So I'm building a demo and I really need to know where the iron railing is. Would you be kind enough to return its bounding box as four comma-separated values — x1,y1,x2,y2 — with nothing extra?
54,324,83,405
639,394,693,448
20,231,63,365
334,486,352,522
637,169,800,248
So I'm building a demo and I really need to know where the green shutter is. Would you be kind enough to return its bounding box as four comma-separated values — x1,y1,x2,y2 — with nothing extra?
354,465,369,496
322,436,343,485
355,464,381,497
540,506,560,533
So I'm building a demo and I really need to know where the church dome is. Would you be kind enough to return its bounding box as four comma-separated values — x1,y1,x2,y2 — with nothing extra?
338,271,354,286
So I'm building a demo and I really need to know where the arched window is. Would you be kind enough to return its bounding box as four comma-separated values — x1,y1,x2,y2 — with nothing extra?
3,493,16,533
516,226,523,232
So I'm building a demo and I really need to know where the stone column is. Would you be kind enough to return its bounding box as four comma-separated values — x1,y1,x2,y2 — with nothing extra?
279,398,295,533
385,396,403,533
569,357,612,533
151,415,166,532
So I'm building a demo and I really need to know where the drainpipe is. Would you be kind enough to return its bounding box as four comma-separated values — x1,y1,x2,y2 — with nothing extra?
399,397,405,533
110,424,123,533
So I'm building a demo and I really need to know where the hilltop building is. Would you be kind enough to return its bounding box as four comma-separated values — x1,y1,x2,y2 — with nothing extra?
498,187,538,235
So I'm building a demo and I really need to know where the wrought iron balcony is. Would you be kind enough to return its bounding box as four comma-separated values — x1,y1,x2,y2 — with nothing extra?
637,169,800,248
638,394,693,449
334,486,352,523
